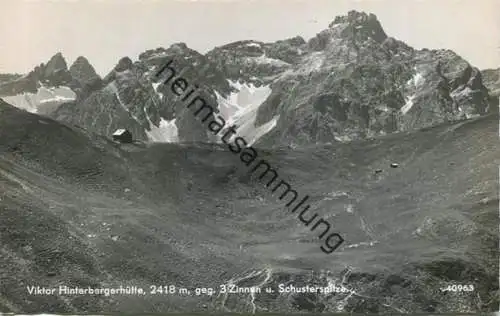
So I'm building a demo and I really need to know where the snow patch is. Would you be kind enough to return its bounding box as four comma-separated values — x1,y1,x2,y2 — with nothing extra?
376,105,390,113
245,42,261,48
1,86,76,113
345,204,354,214
324,191,349,201
214,90,243,119
450,86,473,99
465,113,481,119
152,82,164,100
247,115,279,146
407,67,425,88
226,79,240,90
249,54,289,67
215,80,274,144
334,135,352,142
401,94,416,115
345,240,378,249
109,82,141,121
146,117,178,143
151,52,168,58
143,103,178,143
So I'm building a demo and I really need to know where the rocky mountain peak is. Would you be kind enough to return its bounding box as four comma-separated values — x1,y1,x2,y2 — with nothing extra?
165,42,203,59
44,52,68,77
114,56,133,72
18,52,74,90
331,10,373,25
68,56,102,100
167,42,189,53
307,11,387,52
329,10,388,43
70,56,93,70
70,56,100,84
280,36,306,47
100,56,133,86
138,47,169,60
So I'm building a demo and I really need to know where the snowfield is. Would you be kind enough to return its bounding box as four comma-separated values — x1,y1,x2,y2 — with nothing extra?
216,80,275,145
1,85,76,114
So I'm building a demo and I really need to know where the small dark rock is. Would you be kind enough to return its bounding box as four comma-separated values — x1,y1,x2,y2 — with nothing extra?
390,163,399,168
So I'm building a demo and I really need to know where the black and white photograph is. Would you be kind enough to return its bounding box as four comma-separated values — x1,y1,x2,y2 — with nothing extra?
0,0,499,314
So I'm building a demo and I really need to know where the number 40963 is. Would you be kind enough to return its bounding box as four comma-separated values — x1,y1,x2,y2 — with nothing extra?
440,284,474,292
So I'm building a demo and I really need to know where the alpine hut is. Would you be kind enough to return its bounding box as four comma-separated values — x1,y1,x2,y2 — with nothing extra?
112,129,133,143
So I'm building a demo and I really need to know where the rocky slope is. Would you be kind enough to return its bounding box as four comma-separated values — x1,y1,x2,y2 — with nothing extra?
0,100,498,313
0,53,101,115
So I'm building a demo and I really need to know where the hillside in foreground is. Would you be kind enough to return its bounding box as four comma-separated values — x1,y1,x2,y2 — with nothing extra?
0,100,498,313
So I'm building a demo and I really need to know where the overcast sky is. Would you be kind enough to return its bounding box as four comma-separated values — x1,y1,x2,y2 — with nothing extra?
1,0,499,76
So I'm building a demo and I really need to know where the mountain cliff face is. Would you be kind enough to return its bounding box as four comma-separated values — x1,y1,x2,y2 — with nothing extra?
205,37,305,85
254,11,491,146
481,68,500,111
69,56,103,100
4,11,495,146
482,68,500,96
52,43,231,142
0,53,101,115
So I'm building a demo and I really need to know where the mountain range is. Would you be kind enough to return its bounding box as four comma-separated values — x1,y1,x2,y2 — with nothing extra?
0,10,497,146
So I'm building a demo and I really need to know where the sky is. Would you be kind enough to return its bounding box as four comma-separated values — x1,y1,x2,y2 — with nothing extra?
1,0,499,77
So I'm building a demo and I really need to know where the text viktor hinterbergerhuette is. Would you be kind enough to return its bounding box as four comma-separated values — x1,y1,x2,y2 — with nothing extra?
153,59,345,254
